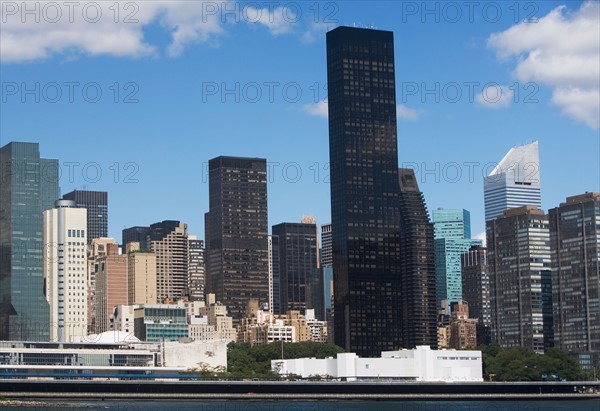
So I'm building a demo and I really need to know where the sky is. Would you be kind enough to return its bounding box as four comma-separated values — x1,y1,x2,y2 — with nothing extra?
1,0,599,243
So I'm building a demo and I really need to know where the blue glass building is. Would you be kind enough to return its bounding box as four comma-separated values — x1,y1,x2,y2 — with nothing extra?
0,142,59,341
433,209,481,307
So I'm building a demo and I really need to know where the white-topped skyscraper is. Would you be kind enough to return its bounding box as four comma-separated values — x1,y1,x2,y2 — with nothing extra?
484,141,541,222
43,200,88,342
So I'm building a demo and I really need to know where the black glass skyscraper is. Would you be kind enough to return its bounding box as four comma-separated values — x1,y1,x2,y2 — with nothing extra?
327,27,404,356
398,169,437,348
272,222,319,315
0,142,59,341
63,190,108,244
205,156,269,325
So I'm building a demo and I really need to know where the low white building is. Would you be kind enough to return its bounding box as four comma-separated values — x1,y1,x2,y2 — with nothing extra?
271,346,483,382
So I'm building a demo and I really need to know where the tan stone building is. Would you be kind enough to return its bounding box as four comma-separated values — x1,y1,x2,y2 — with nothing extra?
126,242,157,305
95,243,128,333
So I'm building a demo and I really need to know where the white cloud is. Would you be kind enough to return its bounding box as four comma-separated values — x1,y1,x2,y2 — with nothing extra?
475,85,514,109
301,21,336,44
473,232,487,247
245,5,297,36
487,1,599,128
302,100,328,118
0,1,223,62
396,104,421,121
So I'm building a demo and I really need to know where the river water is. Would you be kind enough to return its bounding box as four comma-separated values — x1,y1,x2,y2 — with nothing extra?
3,400,600,411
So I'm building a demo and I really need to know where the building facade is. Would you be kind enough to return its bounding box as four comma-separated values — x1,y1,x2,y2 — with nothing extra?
484,141,541,222
487,206,553,354
126,242,157,305
461,245,492,345
62,190,108,244
0,142,59,341
205,156,269,325
398,168,438,349
272,346,483,382
122,226,151,251
268,235,281,314
94,242,128,333
433,209,481,307
148,220,189,302
188,236,205,301
327,26,405,357
272,222,319,314
43,200,88,342
549,193,600,365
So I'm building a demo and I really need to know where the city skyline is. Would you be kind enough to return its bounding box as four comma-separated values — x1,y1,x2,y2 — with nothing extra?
1,1,598,244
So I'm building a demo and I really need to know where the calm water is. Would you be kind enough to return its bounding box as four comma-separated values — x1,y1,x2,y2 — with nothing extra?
3,400,600,411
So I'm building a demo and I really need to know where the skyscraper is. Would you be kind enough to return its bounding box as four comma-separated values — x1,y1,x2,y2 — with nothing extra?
268,235,281,314
398,168,438,349
487,206,553,354
94,241,128,333
43,199,88,342
148,220,189,302
320,223,333,323
433,209,481,307
205,156,269,325
0,142,59,341
549,192,600,365
126,242,157,305
272,222,319,314
461,245,492,345
327,26,404,356
484,141,541,222
187,236,205,302
122,226,151,251
62,190,108,244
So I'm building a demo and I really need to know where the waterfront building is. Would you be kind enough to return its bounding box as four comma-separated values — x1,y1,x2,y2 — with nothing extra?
272,345,483,382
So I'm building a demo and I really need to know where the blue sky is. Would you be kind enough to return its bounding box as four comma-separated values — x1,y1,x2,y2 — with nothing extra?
1,0,599,242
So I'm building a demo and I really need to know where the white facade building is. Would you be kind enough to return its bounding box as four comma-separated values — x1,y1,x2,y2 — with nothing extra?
44,199,88,342
272,346,483,382
484,141,541,221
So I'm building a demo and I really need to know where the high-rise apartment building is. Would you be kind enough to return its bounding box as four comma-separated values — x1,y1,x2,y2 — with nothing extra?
62,190,108,244
205,156,269,325
320,223,332,268
268,235,281,314
87,237,116,334
549,193,600,365
487,206,553,354
398,168,438,349
148,220,189,302
327,26,404,357
126,242,157,305
188,236,205,302
272,222,319,314
461,245,492,345
0,142,59,341
484,141,541,222
94,241,128,333
43,200,88,342
433,209,481,306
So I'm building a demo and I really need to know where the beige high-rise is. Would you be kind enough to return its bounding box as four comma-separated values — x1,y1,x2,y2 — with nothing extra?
127,242,157,305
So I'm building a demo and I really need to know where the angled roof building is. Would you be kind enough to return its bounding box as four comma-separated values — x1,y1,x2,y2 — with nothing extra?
484,141,541,222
